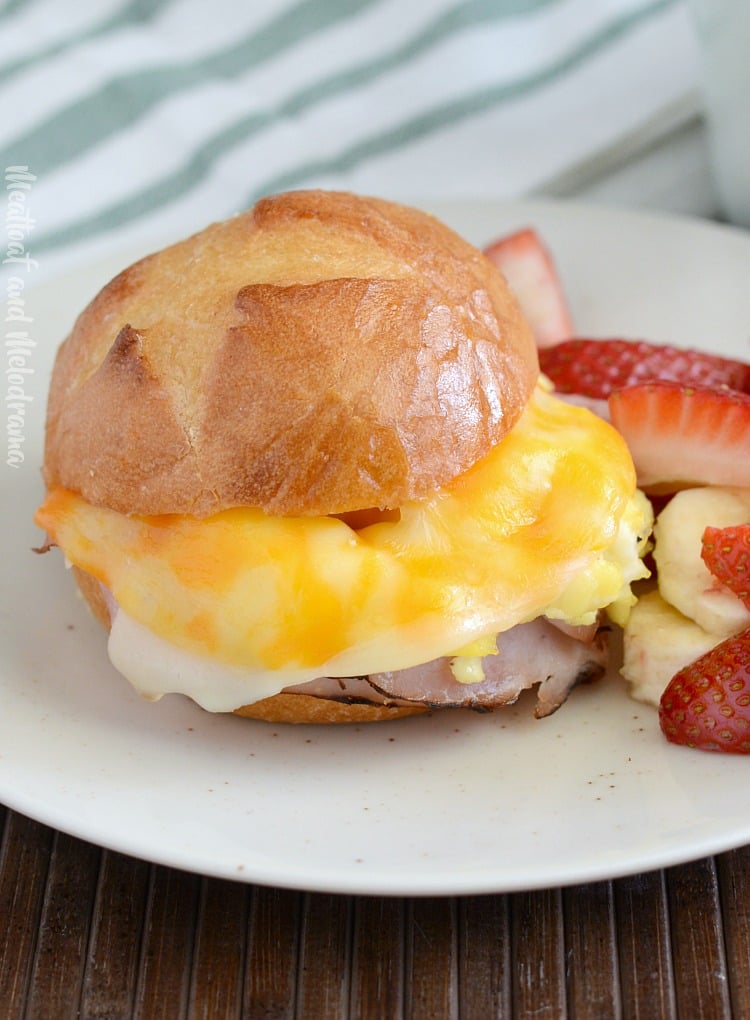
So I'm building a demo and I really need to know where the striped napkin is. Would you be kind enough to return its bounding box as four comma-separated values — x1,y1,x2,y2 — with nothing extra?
2,0,699,284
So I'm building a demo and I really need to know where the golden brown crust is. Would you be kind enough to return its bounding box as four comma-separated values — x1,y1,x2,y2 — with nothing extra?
71,565,427,724
44,190,538,517
232,694,427,725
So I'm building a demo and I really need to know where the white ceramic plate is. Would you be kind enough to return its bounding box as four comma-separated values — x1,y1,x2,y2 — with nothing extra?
3,201,750,897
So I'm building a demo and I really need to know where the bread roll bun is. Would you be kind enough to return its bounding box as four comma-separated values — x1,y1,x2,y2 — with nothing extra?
71,565,427,724
44,190,538,518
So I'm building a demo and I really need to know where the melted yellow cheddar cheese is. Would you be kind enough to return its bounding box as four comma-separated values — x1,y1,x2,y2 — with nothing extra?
36,386,651,682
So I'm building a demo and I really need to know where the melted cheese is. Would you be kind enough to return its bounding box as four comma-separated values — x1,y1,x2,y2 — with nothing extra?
36,386,651,708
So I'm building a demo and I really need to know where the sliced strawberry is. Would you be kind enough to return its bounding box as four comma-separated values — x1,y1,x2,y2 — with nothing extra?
483,228,573,348
659,627,750,753
701,525,750,610
539,338,750,399
608,381,750,491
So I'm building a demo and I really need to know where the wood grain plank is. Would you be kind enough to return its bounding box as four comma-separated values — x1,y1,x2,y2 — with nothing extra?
133,865,201,1020
510,888,565,1019
563,881,620,1019
79,850,151,1019
717,846,750,1019
667,857,731,1020
244,885,302,1020
187,876,249,1019
296,893,353,1020
404,897,457,1020
458,895,510,1019
24,831,101,1020
0,812,54,1019
350,897,404,1020
614,869,676,1020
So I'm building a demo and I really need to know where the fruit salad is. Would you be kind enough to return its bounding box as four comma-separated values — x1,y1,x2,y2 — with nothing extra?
484,227,750,753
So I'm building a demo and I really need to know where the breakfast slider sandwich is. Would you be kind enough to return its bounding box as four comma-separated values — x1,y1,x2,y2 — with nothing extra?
34,190,651,724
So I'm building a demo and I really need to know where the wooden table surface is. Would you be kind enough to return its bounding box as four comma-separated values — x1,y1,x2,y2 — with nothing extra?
2,800,749,1019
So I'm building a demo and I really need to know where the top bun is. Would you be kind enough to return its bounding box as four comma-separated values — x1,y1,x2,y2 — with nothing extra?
43,190,538,517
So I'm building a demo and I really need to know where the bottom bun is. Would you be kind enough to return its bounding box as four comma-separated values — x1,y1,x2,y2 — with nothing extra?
233,694,426,725
71,567,428,724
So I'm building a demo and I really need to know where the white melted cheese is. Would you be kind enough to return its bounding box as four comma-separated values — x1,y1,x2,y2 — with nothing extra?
108,607,300,711
107,600,507,712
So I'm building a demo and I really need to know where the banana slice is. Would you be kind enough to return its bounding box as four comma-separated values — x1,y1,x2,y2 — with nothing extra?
653,487,750,638
621,588,719,705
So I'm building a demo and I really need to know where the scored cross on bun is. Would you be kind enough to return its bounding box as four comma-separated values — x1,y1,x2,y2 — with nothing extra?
35,191,651,724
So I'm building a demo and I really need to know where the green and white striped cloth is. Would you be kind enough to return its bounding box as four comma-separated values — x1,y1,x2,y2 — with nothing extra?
2,0,698,283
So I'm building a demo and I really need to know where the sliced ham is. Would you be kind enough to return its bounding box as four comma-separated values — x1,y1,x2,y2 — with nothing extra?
282,674,416,708
96,579,608,718
544,616,601,644
283,618,610,718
